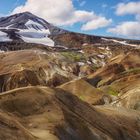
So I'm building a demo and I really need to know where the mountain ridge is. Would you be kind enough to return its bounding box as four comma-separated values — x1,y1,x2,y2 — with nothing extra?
0,12,140,49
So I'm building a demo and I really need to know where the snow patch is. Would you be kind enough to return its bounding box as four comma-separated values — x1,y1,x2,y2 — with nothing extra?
99,47,105,50
37,19,47,25
17,28,54,46
20,35,54,46
101,38,109,41
0,50,5,53
0,31,12,42
87,61,92,64
106,46,110,51
78,50,84,53
111,39,138,47
18,28,50,38
98,54,105,59
102,38,138,48
78,62,85,66
25,20,46,30
82,43,88,46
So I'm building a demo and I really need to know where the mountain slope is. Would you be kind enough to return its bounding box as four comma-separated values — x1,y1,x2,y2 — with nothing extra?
0,86,140,140
0,12,67,46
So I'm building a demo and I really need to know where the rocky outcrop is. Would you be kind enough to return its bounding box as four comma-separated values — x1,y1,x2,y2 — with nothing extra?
0,50,77,92
83,51,140,113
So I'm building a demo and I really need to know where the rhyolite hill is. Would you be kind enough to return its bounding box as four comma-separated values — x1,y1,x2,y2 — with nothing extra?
0,12,140,140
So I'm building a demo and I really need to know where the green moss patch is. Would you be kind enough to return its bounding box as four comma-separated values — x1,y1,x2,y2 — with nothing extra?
61,52,86,62
107,86,118,96
122,68,140,75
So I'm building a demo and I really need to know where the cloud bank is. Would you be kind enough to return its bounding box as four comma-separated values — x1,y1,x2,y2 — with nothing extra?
116,2,140,16
108,1,140,39
108,21,140,39
81,17,112,31
12,0,111,30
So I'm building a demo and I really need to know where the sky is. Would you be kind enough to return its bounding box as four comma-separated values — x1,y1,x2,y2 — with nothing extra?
0,0,140,39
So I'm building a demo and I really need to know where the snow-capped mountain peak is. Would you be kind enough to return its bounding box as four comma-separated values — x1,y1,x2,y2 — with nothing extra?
0,12,67,46
0,12,48,30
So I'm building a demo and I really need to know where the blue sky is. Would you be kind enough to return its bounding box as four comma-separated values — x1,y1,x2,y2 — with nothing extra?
0,0,140,39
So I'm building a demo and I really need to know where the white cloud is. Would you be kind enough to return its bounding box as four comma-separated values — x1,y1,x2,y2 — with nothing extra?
12,0,75,26
116,2,140,16
12,0,111,30
109,1,140,39
108,21,140,39
81,17,112,31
